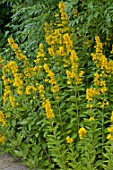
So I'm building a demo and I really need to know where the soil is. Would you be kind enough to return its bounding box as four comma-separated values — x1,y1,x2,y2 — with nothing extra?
0,154,29,170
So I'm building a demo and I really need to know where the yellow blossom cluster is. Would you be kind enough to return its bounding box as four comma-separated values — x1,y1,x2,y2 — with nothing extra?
26,85,37,95
86,71,108,108
0,56,4,64
110,44,113,54
8,38,26,61
86,68,108,109
98,99,109,109
107,134,113,141
86,87,100,102
111,111,113,122
89,117,95,121
91,36,113,74
2,60,24,97
66,136,73,143
66,70,72,84
0,134,5,144
0,111,6,127
73,9,78,18
78,127,87,140
13,74,23,95
107,112,113,141
34,43,45,63
9,95,15,108
63,33,73,53
38,84,46,107
44,1,69,68
66,50,84,85
107,125,113,141
24,66,41,78
94,72,107,92
44,64,59,93
2,75,11,103
2,61,18,75
108,125,113,133
44,23,63,58
45,99,55,119
1,59,23,101
24,67,34,78
58,1,68,26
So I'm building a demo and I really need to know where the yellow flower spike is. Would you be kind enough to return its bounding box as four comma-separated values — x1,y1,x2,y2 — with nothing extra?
0,134,5,144
0,111,7,127
111,111,113,122
9,95,15,108
89,117,95,121
44,64,50,73
78,127,87,140
59,1,66,10
38,85,45,94
48,47,55,57
45,99,55,119
66,136,73,143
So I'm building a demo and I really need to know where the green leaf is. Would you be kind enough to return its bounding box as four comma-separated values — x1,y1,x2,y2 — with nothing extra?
88,2,93,10
12,119,16,127
14,150,23,157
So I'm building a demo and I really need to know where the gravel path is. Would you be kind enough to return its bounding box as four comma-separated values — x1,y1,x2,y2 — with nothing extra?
0,154,29,170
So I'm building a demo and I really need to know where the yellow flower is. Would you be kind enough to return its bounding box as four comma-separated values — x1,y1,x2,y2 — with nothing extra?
0,134,5,144
70,50,78,61
59,1,66,10
107,134,113,141
111,111,113,122
78,127,87,140
13,77,23,87
48,47,55,57
51,85,59,93
73,9,78,17
44,64,50,72
89,117,94,121
86,103,93,108
100,86,107,94
17,86,23,95
63,33,73,52
8,37,14,44
55,13,59,17
79,71,84,77
9,95,15,108
26,85,36,94
108,125,113,132
66,136,73,143
0,111,6,126
45,99,55,119
86,88,100,101
38,85,45,94
16,53,25,60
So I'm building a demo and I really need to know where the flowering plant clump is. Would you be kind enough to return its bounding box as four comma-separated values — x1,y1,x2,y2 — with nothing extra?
0,1,113,169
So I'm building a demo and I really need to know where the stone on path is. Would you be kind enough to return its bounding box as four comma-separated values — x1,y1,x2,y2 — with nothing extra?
0,154,28,170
